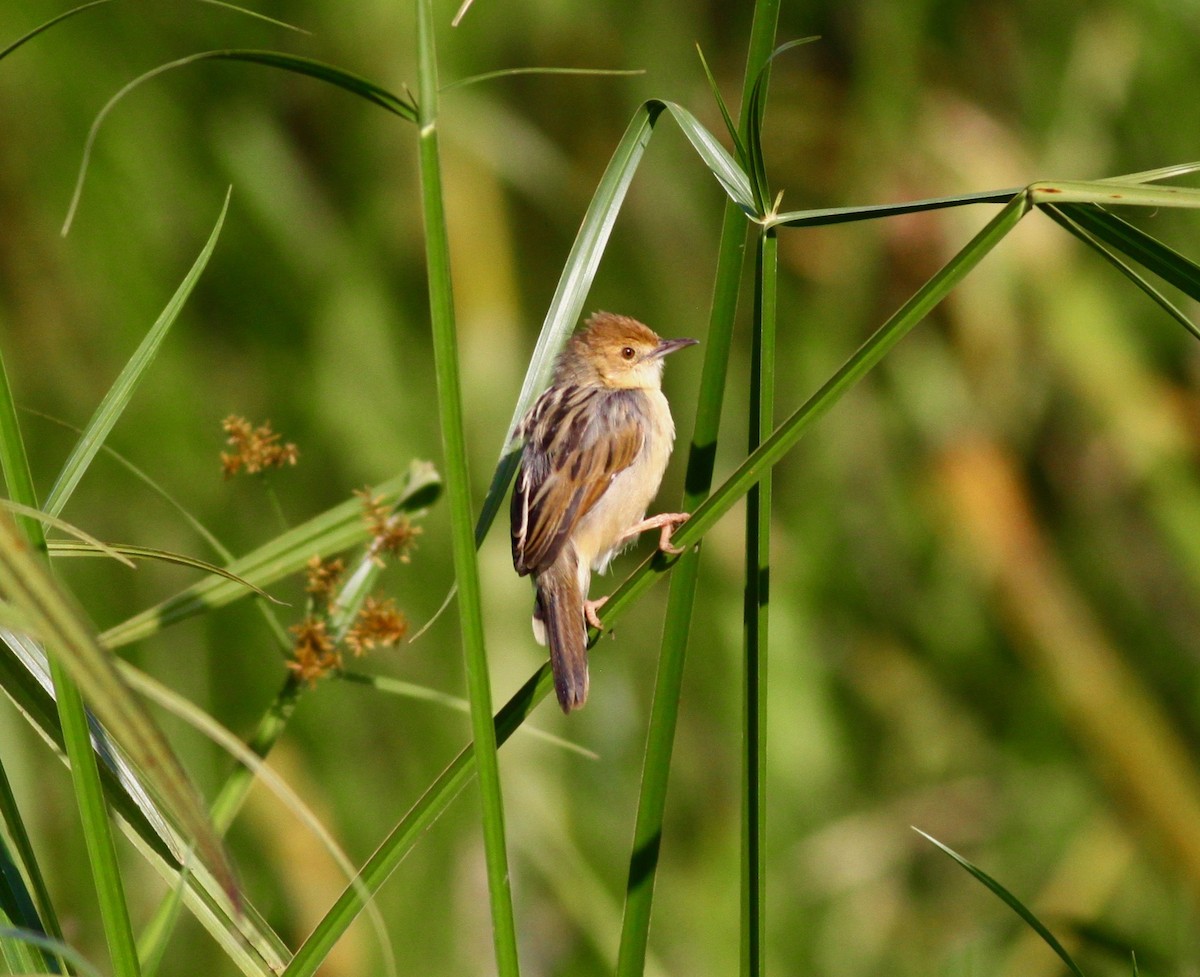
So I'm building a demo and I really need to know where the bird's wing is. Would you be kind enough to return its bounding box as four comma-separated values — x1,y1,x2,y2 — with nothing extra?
511,386,643,575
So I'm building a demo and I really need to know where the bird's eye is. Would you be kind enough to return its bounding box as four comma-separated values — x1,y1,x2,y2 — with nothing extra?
621,346,636,360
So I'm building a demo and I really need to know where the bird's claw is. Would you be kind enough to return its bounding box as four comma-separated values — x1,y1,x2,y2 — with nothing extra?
584,596,609,630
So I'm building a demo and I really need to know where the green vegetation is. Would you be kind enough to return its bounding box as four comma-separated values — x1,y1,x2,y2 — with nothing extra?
0,1,1198,975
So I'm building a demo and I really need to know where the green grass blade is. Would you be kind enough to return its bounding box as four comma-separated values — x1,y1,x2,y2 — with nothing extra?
341,671,598,758
100,461,439,648
46,192,229,517
47,541,281,600
63,53,415,233
0,344,43,549
1040,205,1200,341
0,0,114,62
660,101,756,213
415,0,519,973
442,66,644,93
1050,202,1200,301
1,503,132,567
193,0,310,33
771,186,1020,228
615,554,703,977
741,230,776,977
915,829,1087,977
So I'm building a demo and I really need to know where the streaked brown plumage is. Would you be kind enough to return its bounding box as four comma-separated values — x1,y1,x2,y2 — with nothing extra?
511,312,698,712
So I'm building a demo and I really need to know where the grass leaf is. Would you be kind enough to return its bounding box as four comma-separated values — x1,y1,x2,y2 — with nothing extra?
0,0,114,63
914,829,1087,977
64,54,415,233
47,191,230,517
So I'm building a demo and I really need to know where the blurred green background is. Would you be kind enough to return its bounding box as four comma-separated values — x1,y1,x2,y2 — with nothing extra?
2,1,1200,975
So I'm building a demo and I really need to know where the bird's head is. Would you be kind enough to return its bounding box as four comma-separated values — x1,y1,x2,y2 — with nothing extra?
559,312,698,390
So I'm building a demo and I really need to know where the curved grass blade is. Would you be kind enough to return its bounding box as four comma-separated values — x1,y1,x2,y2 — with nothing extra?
743,37,820,213
915,829,1086,977
660,101,756,213
474,103,666,544
47,192,229,517
0,0,114,63
47,541,282,601
22,408,230,560
63,53,415,233
442,66,644,93
0,515,240,912
194,0,310,34
475,98,753,546
1041,205,1200,341
100,461,439,648
0,502,133,568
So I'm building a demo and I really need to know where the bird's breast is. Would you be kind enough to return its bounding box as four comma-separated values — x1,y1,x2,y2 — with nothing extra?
573,388,675,574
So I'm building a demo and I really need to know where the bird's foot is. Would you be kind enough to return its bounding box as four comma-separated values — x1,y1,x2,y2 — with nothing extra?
621,511,691,554
584,596,609,630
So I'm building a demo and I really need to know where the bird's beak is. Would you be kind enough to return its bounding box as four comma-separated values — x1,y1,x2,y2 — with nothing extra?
652,337,699,358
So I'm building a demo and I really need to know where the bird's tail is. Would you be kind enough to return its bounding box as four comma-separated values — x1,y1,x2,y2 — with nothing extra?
534,557,589,712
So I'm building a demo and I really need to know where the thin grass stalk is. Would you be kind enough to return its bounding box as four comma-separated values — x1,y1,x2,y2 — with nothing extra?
616,3,779,972
414,0,519,974
742,228,776,977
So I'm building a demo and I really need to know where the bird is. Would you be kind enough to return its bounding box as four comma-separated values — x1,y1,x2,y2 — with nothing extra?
511,311,698,713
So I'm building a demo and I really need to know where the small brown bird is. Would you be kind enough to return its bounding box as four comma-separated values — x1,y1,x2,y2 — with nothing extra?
511,312,698,712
